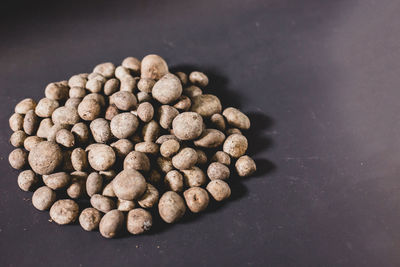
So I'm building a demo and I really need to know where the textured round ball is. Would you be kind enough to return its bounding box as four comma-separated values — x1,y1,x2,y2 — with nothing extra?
152,73,182,104
99,210,124,238
51,106,80,125
50,199,79,225
206,180,231,201
207,162,230,180
35,98,59,118
113,169,147,200
164,170,184,192
140,54,169,80
79,207,102,231
90,194,116,213
77,98,101,121
138,184,159,208
9,148,28,170
222,107,251,130
24,136,43,151
42,172,71,190
9,113,24,131
123,151,150,172
110,112,139,139
87,144,116,171
190,94,222,117
193,129,225,148
211,151,231,166
235,155,257,177
110,91,137,111
10,130,27,147
172,147,198,170
189,71,209,87
137,102,154,122
184,187,209,213
160,139,180,158
17,170,38,191
223,134,248,158
158,191,186,223
32,186,56,211
122,56,141,72
93,62,116,78
86,172,103,197
137,78,155,93
172,112,203,140
15,98,36,114
127,208,153,235
28,141,63,175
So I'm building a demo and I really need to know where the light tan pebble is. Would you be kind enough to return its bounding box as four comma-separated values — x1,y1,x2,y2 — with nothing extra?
155,134,179,144
207,162,230,180
182,167,207,187
15,98,37,114
46,123,69,142
90,118,111,143
175,72,188,85
85,79,103,93
127,208,152,235
9,113,24,131
105,105,119,121
10,130,27,147
122,56,141,72
104,78,120,95
225,128,242,135
17,170,38,191
235,155,257,177
50,199,79,225
115,66,130,79
173,95,191,111
83,93,106,107
222,107,251,130
36,118,54,139
88,72,106,83
211,151,231,166
164,170,184,192
23,136,43,151
140,54,169,80
99,210,124,238
87,144,116,171
189,71,209,87
77,98,101,121
68,74,87,88
9,148,28,170
190,94,222,117
35,98,59,118
55,129,75,148
64,98,82,109
142,120,160,142
210,113,226,131
137,78,155,93
172,147,198,170
110,91,137,111
42,172,71,190
71,122,90,145
206,180,231,201
223,134,248,158
135,142,159,155
137,102,154,122
28,141,62,174
102,182,116,197
194,129,225,148
172,112,203,140
160,139,180,158
32,186,56,211
138,183,159,208
110,112,139,139
71,148,88,171
120,75,137,92
117,199,136,212
110,139,134,158
158,105,179,130
45,82,69,101
158,191,186,223
184,187,209,213
69,86,86,98
90,194,116,213
99,170,116,182
124,151,150,172
183,85,202,98
67,172,87,199
23,110,39,135
52,106,80,125
113,169,147,200
152,73,182,104
93,62,115,78
137,91,152,103
79,208,102,231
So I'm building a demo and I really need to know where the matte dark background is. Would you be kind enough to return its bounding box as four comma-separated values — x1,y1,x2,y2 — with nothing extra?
1,0,400,266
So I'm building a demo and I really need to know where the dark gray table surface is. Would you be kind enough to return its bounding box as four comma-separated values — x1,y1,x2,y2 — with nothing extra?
1,0,400,266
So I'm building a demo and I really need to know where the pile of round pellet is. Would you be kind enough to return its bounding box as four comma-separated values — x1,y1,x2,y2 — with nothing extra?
8,54,257,238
